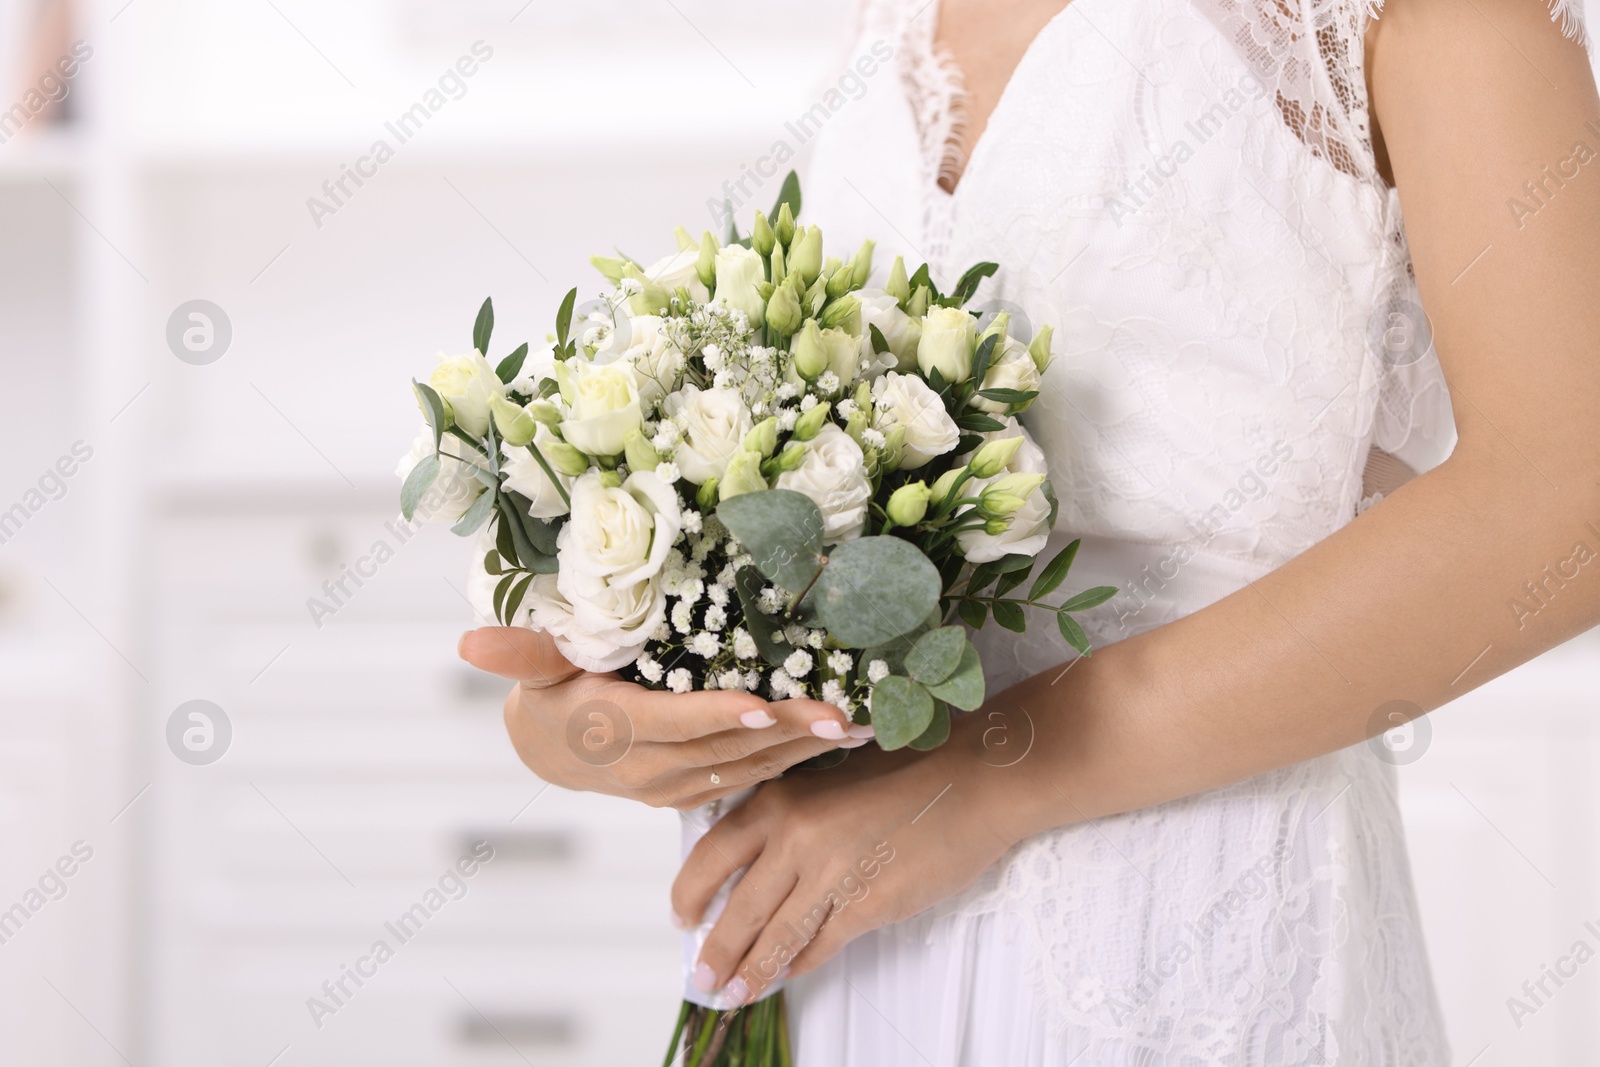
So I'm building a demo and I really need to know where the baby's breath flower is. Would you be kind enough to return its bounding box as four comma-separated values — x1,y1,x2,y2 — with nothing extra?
707,583,730,607
690,632,722,658
867,659,890,683
861,428,887,449
784,649,814,677
758,587,784,614
716,669,745,691
655,461,681,483
681,509,703,534
821,679,851,711
800,394,818,412
704,604,727,631
816,371,840,394
732,628,758,660
671,600,694,634
807,630,826,649
827,650,854,675
636,654,664,683
666,668,693,693
744,669,762,690
836,399,858,419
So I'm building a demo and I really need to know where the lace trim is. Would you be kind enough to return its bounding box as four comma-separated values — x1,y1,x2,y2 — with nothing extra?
893,0,966,274
1368,0,1591,51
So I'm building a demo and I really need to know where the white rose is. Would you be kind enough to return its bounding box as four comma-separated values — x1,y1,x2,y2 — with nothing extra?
856,289,921,375
395,426,485,524
970,337,1042,414
956,420,1053,563
775,423,871,543
429,350,505,437
558,470,681,588
500,424,573,519
917,305,977,383
871,372,960,468
713,245,766,328
643,249,710,304
665,385,754,485
560,360,643,457
611,315,684,407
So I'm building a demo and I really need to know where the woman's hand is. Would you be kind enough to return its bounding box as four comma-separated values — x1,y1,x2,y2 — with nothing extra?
459,626,869,810
669,750,1015,1003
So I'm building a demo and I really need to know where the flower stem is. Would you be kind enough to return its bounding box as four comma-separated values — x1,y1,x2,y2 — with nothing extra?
525,441,571,509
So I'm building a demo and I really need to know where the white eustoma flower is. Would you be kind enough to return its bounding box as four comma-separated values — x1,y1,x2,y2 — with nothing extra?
607,315,684,407
713,245,766,328
664,385,754,485
643,249,711,304
506,341,559,396
917,305,977,383
856,288,922,374
561,360,643,457
871,372,960,468
970,337,1042,414
956,419,1053,564
774,423,871,543
429,350,506,437
396,426,485,524
499,424,573,520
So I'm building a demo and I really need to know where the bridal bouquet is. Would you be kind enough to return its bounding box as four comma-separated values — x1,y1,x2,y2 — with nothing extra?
398,174,1114,1065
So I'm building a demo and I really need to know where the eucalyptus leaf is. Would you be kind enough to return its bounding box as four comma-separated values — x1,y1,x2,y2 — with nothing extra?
473,297,494,356
716,489,825,593
734,566,791,666
496,343,530,385
1029,540,1080,602
525,549,559,575
450,487,496,536
1058,585,1119,612
908,702,952,751
413,380,449,451
505,489,559,555
869,676,935,751
906,627,966,686
400,453,441,521
496,490,541,570
992,600,1027,633
813,536,941,647
1057,611,1091,656
924,644,985,711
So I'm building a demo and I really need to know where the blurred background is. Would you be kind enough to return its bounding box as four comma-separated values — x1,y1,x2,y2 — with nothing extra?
0,0,1597,1064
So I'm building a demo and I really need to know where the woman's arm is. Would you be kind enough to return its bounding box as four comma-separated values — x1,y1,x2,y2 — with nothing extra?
672,0,1600,996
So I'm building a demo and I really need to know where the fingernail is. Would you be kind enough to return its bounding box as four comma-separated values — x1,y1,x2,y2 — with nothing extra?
692,963,717,993
847,723,874,739
724,975,749,1006
810,720,847,740
840,738,870,749
671,907,689,930
457,631,474,657
740,710,777,729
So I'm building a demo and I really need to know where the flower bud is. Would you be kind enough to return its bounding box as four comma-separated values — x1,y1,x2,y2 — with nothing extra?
850,239,876,288
879,424,907,473
886,481,932,526
766,281,802,336
623,429,661,472
743,416,779,458
622,263,671,316
968,435,1024,478
992,471,1047,500
673,225,696,252
490,394,536,446
844,406,869,444
792,400,832,441
544,439,591,477
590,254,628,284
906,284,932,319
774,441,808,471
980,311,1012,346
1029,324,1056,373
527,399,562,426
818,294,860,332
770,244,786,282
774,201,796,247
598,469,624,489
980,473,1045,518
792,320,829,381
719,448,768,500
752,210,776,257
695,477,720,509
931,466,964,503
984,516,1010,536
885,256,911,306
697,231,718,290
791,225,823,286
917,305,978,383
825,265,853,301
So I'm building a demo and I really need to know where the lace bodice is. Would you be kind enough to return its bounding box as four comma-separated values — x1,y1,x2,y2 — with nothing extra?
792,1,1588,1063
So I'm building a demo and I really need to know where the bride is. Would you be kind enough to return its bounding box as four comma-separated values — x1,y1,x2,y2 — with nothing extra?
462,0,1600,1062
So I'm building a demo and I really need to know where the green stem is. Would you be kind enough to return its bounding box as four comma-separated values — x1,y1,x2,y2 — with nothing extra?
524,440,572,509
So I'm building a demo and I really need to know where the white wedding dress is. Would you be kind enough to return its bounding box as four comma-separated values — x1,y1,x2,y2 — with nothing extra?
788,1,1589,1064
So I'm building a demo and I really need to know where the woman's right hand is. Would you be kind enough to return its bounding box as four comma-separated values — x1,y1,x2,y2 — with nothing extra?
459,627,869,810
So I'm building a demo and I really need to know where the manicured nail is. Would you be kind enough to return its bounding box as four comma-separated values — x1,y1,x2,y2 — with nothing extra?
693,963,717,993
847,723,874,739
740,710,777,729
457,631,473,656
840,738,870,749
810,720,847,740
723,975,749,1006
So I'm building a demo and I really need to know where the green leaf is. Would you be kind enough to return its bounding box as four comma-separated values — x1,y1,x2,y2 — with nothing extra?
869,676,935,751
954,433,981,456
400,453,441,521
993,553,1034,573
496,490,542,571
907,262,940,302
949,261,998,306
1057,612,1091,656
723,198,741,245
977,387,1038,405
969,332,999,386
483,549,503,576
716,489,826,593
413,380,449,452
494,510,519,569
814,536,942,647
450,487,496,536
768,170,802,227
734,565,791,666
868,323,890,356
1058,585,1119,612
504,489,559,555
1042,477,1060,529
1029,540,1080,602
966,561,1001,595
995,562,1033,598
492,573,514,623
473,297,494,356
958,598,988,629
537,377,560,400
496,343,529,385
906,626,966,685
555,288,577,347
907,702,951,751
992,599,1026,633
957,412,1007,434
504,572,535,623
923,644,984,710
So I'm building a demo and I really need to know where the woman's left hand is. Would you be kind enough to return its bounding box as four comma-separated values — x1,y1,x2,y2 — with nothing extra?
669,751,1018,1004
